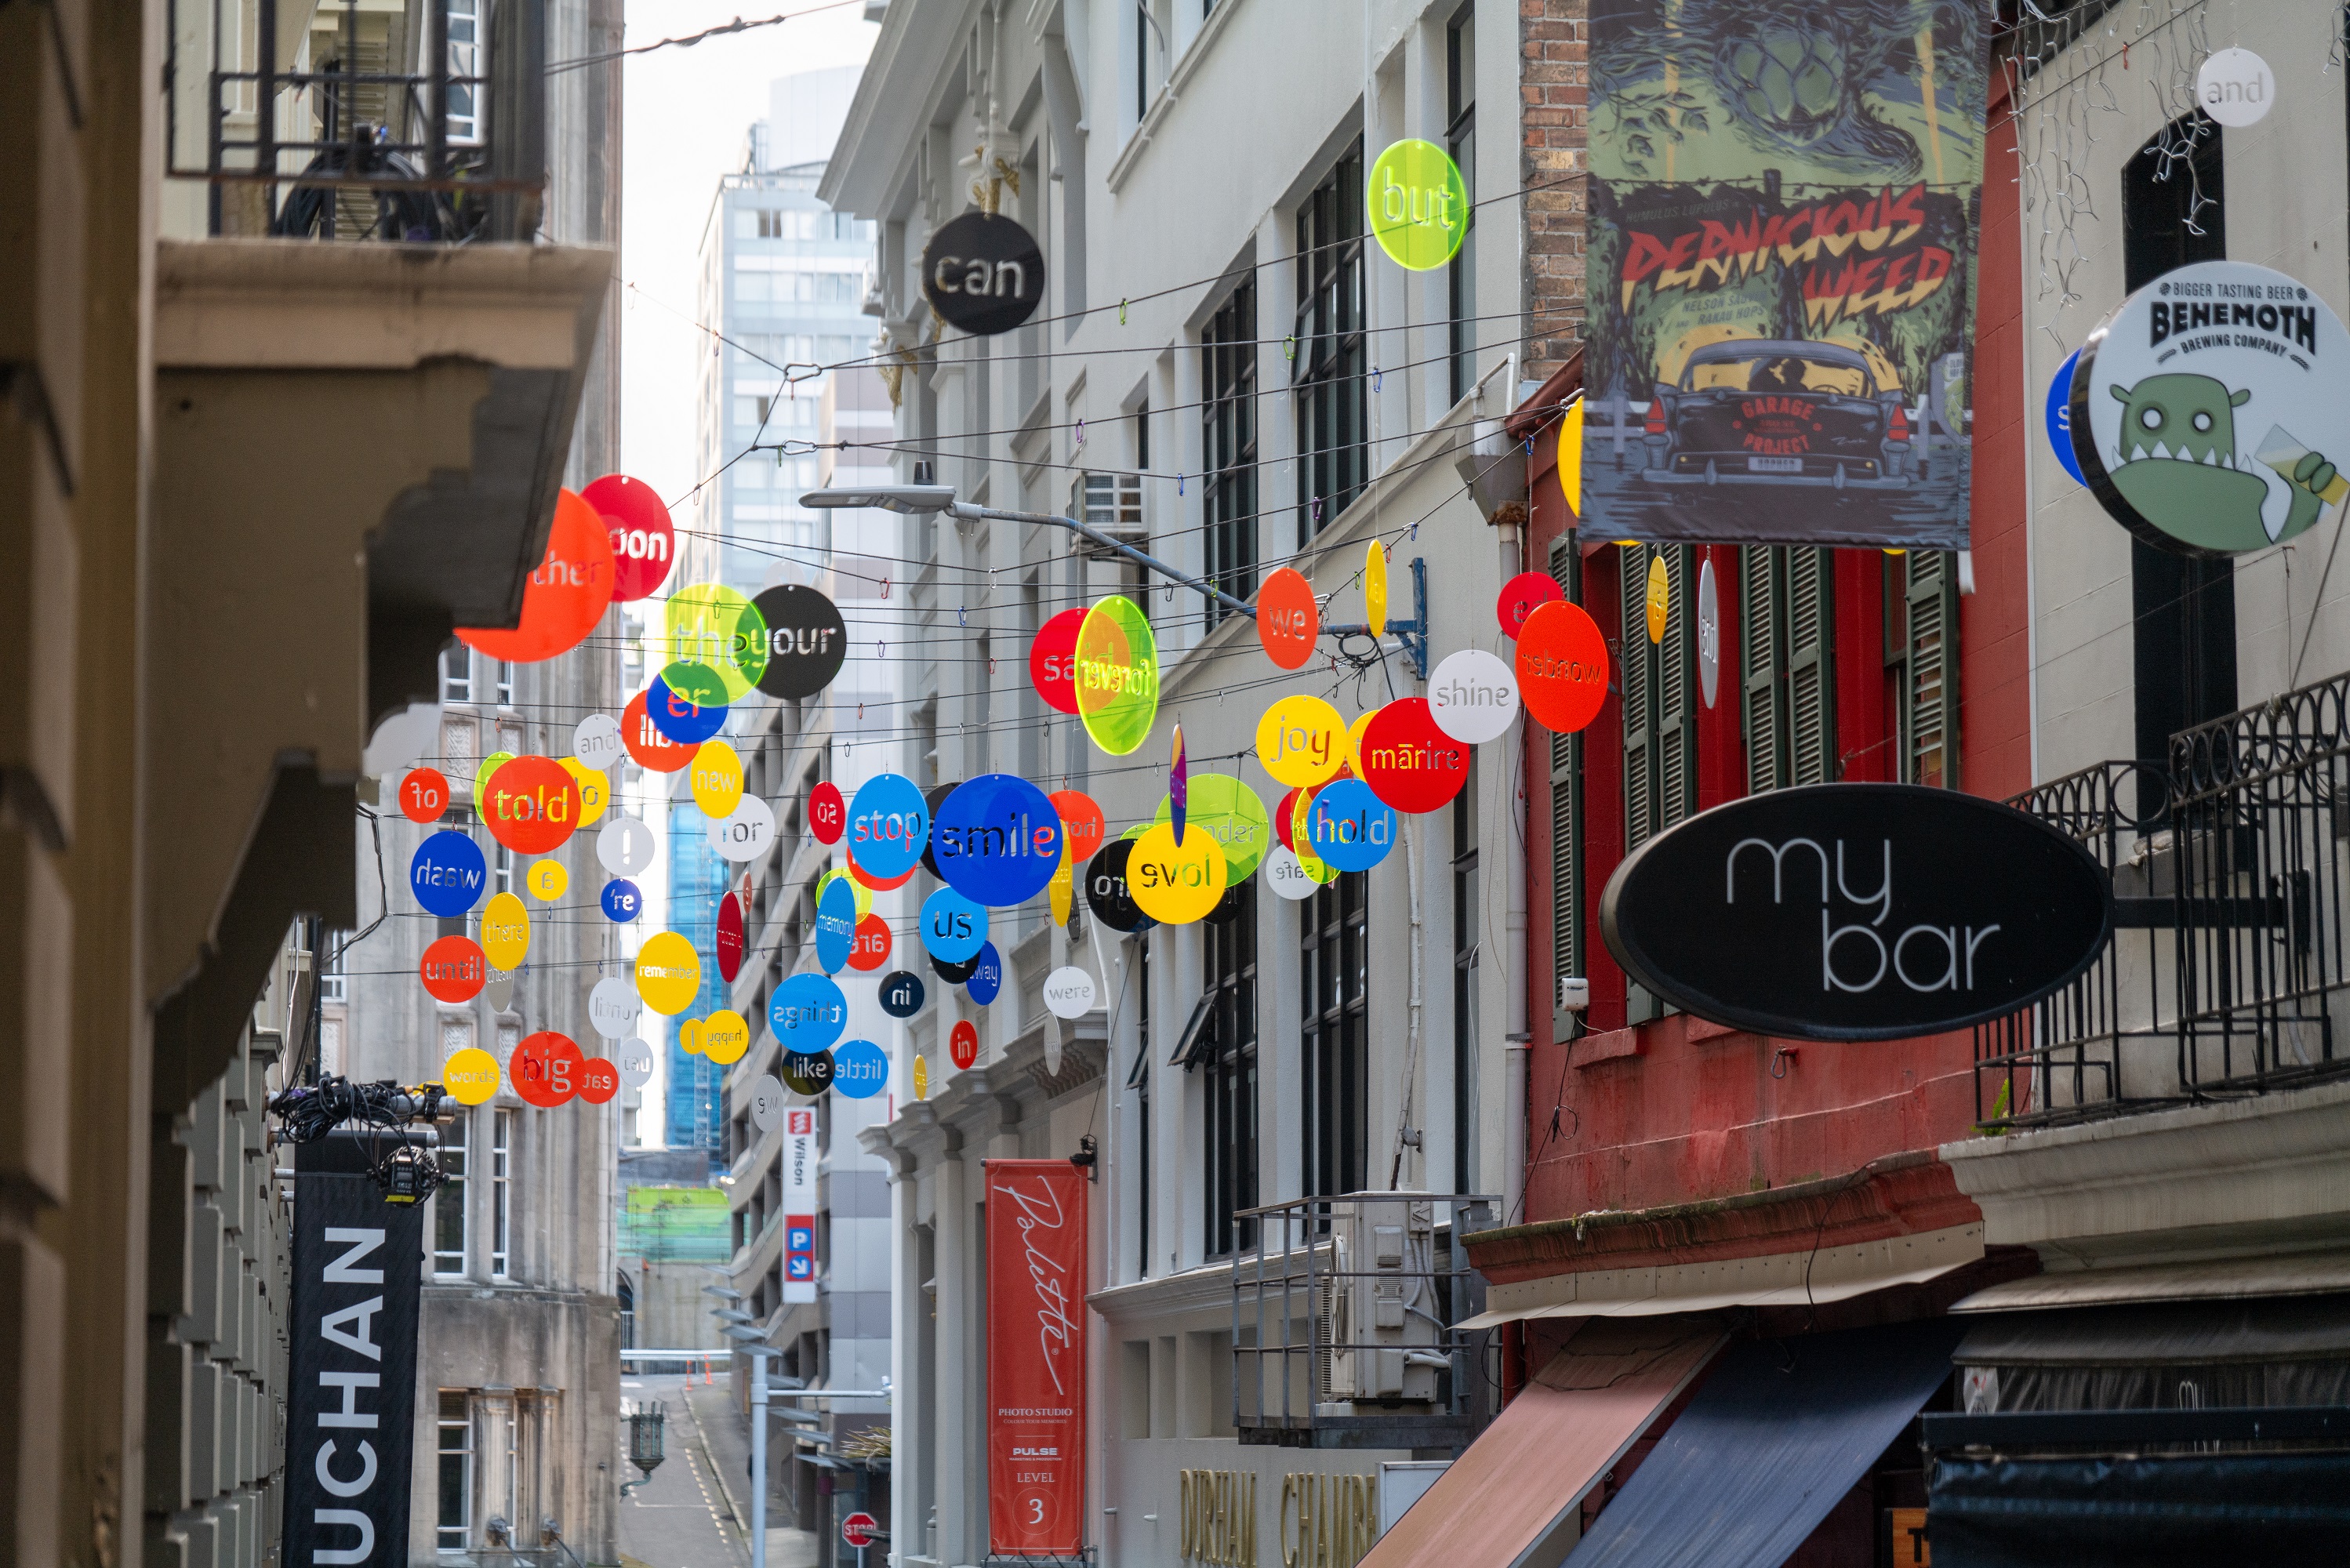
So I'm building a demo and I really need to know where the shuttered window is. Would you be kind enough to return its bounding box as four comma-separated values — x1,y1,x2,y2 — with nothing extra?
1623,545,1700,847
1741,547,1838,792
1549,537,1583,1042
1890,550,1962,789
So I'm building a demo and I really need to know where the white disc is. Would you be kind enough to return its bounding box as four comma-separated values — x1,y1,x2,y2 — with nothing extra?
616,1037,657,1089
2196,47,2274,128
484,966,516,1013
589,977,638,1040
1042,966,1098,1019
1264,847,1317,901
750,1073,787,1132
1428,648,1520,744
573,713,627,771
598,815,656,877
710,796,776,863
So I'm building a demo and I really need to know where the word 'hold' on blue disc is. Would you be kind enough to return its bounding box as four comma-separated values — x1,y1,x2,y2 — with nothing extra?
932,774,1063,907
1307,778,1397,873
921,887,988,964
645,672,728,746
411,829,488,917
877,970,927,1019
2046,347,2087,487
831,1039,888,1099
769,972,848,1052
965,942,1003,1006
815,876,857,975
601,878,642,923
848,771,930,881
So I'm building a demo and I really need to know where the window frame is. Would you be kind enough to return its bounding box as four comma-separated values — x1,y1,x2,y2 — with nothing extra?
1446,6,1478,405
1201,279,1259,619
434,1112,470,1277
1300,873,1368,1200
1294,141,1368,546
436,1391,473,1551
1202,898,1259,1257
491,1109,513,1279
1450,757,1479,1195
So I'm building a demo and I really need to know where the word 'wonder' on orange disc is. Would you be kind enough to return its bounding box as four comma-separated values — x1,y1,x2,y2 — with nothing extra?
1515,599,1610,735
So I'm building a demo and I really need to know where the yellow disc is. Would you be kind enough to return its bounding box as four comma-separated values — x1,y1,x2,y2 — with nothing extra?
474,750,515,805
636,930,703,1015
1557,399,1585,517
1645,553,1669,644
441,1047,501,1105
1255,694,1347,787
823,866,876,920
1346,708,1378,773
690,739,745,819
1292,789,1338,884
561,757,611,826
1128,819,1228,924
703,1007,751,1065
1048,858,1073,926
679,1015,706,1055
1365,541,1389,633
481,891,531,971
525,858,568,902
912,1053,929,1101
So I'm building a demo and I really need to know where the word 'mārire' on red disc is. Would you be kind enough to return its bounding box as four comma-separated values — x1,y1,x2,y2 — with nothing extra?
577,1057,621,1105
1515,599,1611,734
512,1030,585,1108
456,488,616,662
420,935,488,1004
583,473,677,603
622,689,697,772
1497,571,1565,639
809,780,845,844
1052,789,1106,865
400,767,449,825
717,892,746,983
1256,567,1319,670
1357,698,1469,813
1030,607,1086,716
850,912,892,971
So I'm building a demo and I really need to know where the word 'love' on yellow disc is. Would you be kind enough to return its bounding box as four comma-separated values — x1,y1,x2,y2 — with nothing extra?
561,757,611,826
525,858,568,902
637,930,703,1015
1128,819,1229,924
1256,694,1348,787
703,1007,751,1065
481,891,532,970
690,739,745,818
441,1047,501,1105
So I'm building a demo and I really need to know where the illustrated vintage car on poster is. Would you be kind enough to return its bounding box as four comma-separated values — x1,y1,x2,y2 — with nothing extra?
1641,338,1914,491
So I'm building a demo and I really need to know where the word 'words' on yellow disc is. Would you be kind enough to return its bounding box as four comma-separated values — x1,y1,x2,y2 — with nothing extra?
1256,694,1348,787
1128,820,1229,925
703,1008,751,1065
561,757,611,826
525,858,568,902
690,739,745,818
637,930,703,1015
441,1047,501,1105
481,891,531,971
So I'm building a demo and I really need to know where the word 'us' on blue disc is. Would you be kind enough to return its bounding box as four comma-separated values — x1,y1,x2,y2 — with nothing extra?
964,942,1003,1006
768,972,848,1052
831,1039,888,1099
411,829,488,917
601,878,642,923
1307,777,1398,873
921,886,988,964
932,774,1063,906
877,969,927,1019
815,876,858,975
848,771,931,881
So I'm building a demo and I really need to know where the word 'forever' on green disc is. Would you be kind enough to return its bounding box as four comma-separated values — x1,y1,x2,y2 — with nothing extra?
1074,595,1159,756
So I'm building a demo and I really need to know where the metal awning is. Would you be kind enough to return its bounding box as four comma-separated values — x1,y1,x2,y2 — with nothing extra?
1950,1248,2350,1312
1168,992,1216,1069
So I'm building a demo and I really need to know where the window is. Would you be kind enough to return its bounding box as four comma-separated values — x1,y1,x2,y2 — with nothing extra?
492,1110,513,1278
1201,281,1259,617
1301,873,1368,1199
1451,762,1478,1196
434,1114,470,1276
436,1392,473,1550
444,0,481,145
1135,2,1153,122
494,660,512,707
1625,545,1700,846
1446,8,1478,404
1741,546,1836,793
757,209,785,239
494,842,512,896
1203,898,1258,1255
1136,939,1151,1277
1888,550,1961,788
1295,142,1368,544
1547,539,1584,1044
1135,398,1150,470
441,644,474,704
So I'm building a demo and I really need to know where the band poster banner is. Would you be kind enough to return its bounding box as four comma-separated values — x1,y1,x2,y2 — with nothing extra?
1582,1,1989,548
986,1159,1088,1557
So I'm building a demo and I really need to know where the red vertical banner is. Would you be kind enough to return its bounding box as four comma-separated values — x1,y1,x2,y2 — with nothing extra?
986,1159,1088,1557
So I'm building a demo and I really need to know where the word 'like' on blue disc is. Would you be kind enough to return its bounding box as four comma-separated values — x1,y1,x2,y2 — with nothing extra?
411,829,488,917
848,771,930,882
1307,778,1398,873
965,942,1003,1006
878,969,927,1019
769,972,848,1053
921,886,988,964
645,670,728,746
2046,347,2087,488
601,878,642,923
831,1039,888,1099
932,774,1063,907
815,876,857,975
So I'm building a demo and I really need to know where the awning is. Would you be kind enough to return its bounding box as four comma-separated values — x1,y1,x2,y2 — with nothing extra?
1564,1319,1967,1568
1357,1319,1723,1568
1951,1247,2350,1312
1929,1451,2350,1563
1953,1293,2350,1366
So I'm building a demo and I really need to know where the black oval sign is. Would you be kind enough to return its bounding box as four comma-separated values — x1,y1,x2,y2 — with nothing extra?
781,1048,836,1096
1084,838,1156,935
751,584,847,700
877,969,927,1019
921,212,1044,336
919,782,957,878
929,949,980,985
1599,783,2112,1041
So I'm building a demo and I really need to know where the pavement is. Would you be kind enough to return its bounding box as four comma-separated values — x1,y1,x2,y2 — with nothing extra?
618,1372,817,1568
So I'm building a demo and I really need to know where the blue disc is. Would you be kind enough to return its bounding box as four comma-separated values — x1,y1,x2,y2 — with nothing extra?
769,972,848,1052
815,877,857,975
2045,347,2087,487
964,942,1003,1006
600,878,642,922
645,673,728,746
831,1039,888,1099
1307,778,1397,873
932,775,1063,907
848,771,931,881
877,970,927,1019
920,887,987,964
410,829,488,917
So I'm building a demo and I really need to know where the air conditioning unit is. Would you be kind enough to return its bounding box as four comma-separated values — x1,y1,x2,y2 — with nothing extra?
1073,471,1145,554
1319,1198,1441,1411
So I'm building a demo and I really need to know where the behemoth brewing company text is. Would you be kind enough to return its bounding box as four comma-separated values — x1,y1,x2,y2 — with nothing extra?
986,1161,1087,1557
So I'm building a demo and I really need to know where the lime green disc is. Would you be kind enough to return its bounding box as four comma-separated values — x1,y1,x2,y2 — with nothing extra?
1367,139,1468,271
1154,773,1271,881
1075,596,1160,756
663,583,767,702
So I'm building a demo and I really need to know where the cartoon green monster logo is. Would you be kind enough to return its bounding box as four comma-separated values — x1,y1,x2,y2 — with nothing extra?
2106,372,2341,553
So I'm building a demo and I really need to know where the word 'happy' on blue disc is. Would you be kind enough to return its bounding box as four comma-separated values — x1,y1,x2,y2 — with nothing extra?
645,671,728,746
932,774,1063,907
848,771,930,881
2046,347,2087,487
769,972,848,1052
831,1039,888,1099
601,878,642,922
1307,778,1397,873
815,877,858,975
921,887,988,964
965,942,1003,1006
878,970,927,1018
411,830,488,917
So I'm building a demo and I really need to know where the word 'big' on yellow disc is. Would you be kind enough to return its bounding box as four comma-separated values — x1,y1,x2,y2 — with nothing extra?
481,891,532,971
1256,694,1348,787
690,739,745,818
561,757,611,826
703,1007,751,1065
441,1046,501,1105
636,930,703,1015
1127,820,1229,924
525,858,568,902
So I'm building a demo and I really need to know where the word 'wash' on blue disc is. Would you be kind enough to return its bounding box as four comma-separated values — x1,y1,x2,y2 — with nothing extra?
601,878,641,922
831,1040,888,1099
769,972,848,1052
412,830,488,917
815,876,857,974
921,886,988,964
848,771,930,881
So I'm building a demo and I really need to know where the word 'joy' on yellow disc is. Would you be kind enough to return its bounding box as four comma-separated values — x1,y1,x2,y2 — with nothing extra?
1645,552,1669,645
1128,819,1229,925
1365,540,1389,634
912,1053,929,1101
481,891,531,971
637,930,703,1015
679,1016,706,1055
1256,694,1348,788
703,1008,751,1065
561,757,611,826
525,858,568,902
690,739,745,818
441,1046,501,1105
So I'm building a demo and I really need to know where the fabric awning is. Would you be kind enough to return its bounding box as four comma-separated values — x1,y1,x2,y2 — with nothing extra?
1563,1319,1967,1568
1357,1319,1723,1568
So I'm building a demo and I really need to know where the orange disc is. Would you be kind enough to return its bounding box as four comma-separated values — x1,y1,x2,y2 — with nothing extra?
1052,789,1106,865
456,488,616,663
847,844,919,891
481,755,583,854
1515,599,1610,735
420,935,488,1004
621,689,696,772
849,912,893,971
1257,567,1318,670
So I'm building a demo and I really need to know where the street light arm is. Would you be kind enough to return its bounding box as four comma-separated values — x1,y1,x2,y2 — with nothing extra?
950,501,1259,620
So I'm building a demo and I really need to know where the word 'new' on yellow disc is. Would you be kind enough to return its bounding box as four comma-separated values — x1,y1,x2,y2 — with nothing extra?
525,858,568,902
703,1007,751,1065
1128,820,1229,924
637,930,703,1015
1256,694,1348,787
481,891,532,970
690,739,745,818
561,757,611,826
441,1046,501,1105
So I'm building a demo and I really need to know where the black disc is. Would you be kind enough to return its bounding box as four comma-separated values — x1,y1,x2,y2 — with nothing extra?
877,969,927,1019
920,782,957,877
1085,838,1154,934
750,584,847,700
780,1049,836,1096
930,949,980,984
1201,879,1251,925
920,212,1046,336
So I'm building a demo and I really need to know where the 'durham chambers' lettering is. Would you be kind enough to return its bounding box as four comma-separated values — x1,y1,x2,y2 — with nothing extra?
1599,783,2112,1040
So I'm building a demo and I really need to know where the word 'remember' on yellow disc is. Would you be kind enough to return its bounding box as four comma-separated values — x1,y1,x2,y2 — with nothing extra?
703,1007,751,1065
636,930,703,1015
441,1047,501,1105
1255,694,1348,788
1127,819,1229,924
481,891,531,970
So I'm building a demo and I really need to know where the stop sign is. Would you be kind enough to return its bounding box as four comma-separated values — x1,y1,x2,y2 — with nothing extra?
840,1512,879,1549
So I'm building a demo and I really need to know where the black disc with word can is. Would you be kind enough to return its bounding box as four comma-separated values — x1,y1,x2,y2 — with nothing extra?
930,949,980,984
921,212,1045,336
780,1049,836,1096
750,584,847,700
1085,838,1156,934
877,970,927,1019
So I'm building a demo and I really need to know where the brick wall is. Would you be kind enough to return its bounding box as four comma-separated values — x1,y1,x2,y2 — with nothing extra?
1520,0,1587,381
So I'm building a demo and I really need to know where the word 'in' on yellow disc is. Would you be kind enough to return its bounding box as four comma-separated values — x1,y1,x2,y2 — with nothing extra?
637,930,703,1015
703,1007,751,1065
1128,820,1229,924
481,891,532,971
525,858,568,902
441,1047,501,1105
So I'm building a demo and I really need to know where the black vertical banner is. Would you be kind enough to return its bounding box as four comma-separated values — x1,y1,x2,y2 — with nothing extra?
282,1132,424,1565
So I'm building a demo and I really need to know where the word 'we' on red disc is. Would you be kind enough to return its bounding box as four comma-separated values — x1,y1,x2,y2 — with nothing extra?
512,1030,585,1108
809,780,845,844
400,767,450,825
1030,607,1086,715
1257,568,1319,670
1515,599,1611,735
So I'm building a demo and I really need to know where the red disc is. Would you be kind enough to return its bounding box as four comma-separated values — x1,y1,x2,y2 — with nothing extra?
716,892,745,984
809,781,845,844
1257,567,1319,669
950,1018,979,1070
849,912,892,971
1274,786,1302,851
420,935,488,1004
576,1056,620,1105
847,845,918,891
1497,571,1565,640
456,488,616,662
583,474,676,603
1357,699,1470,813
399,767,450,825
1516,599,1611,734
512,1030,583,1108
1030,607,1086,715
481,755,583,854
622,689,697,772
1052,789,1106,865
